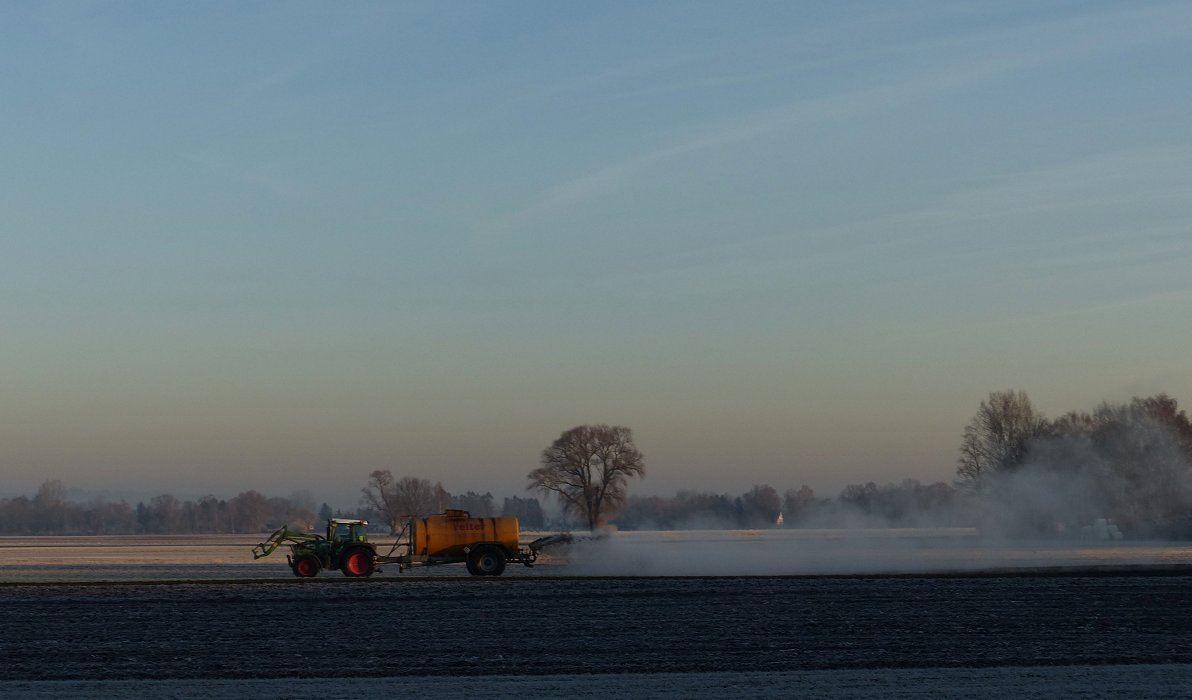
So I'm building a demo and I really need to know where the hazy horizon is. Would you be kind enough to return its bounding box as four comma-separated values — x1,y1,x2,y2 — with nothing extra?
4,2,1191,511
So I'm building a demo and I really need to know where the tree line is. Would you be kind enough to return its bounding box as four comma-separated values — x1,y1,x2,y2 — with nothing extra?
0,481,326,535
0,478,547,536
5,399,1189,538
612,480,962,530
956,391,1192,537
0,474,970,536
2,473,961,537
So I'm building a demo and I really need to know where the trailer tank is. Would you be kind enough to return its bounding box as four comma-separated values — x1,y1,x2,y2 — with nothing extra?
411,509,520,557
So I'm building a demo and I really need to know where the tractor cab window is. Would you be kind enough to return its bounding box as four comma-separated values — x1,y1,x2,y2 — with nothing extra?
332,523,352,543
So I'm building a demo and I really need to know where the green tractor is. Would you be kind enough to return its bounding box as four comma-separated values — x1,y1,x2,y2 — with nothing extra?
252,518,378,578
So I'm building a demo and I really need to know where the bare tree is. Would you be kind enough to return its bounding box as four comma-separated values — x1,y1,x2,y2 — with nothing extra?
782,485,817,525
453,491,495,518
528,424,645,530
396,476,448,518
288,490,317,529
361,470,400,533
196,495,228,534
229,490,270,533
33,479,68,532
957,390,1049,487
739,484,782,527
1087,395,1192,533
501,496,545,529
148,493,182,533
361,470,448,534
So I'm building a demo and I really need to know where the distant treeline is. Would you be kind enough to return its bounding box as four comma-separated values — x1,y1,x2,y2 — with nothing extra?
611,480,963,530
0,481,322,535
0,480,547,536
0,477,960,536
6,391,1189,538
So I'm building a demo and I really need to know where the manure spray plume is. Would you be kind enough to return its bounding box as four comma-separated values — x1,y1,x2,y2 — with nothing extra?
552,528,985,577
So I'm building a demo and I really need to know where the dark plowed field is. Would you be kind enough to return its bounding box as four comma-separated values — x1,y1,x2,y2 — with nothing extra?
3,574,1192,680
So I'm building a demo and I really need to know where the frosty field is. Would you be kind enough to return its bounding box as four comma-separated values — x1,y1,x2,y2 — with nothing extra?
3,528,1192,582
2,532,1191,698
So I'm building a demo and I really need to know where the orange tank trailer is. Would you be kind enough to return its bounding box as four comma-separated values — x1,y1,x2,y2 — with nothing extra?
411,510,521,557
379,509,569,576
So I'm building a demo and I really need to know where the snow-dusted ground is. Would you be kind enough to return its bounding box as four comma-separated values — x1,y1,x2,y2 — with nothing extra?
5,665,1192,699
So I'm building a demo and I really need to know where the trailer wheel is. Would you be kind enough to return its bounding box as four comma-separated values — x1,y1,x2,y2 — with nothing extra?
292,556,320,578
340,548,375,577
468,545,506,576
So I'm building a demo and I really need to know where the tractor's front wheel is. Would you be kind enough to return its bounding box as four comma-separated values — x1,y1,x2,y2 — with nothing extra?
340,547,376,577
292,555,320,578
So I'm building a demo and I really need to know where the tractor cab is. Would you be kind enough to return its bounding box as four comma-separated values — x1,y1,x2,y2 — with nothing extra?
327,518,370,545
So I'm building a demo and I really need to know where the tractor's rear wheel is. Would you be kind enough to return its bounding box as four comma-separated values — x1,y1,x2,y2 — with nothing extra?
467,545,506,576
292,555,320,578
340,547,375,577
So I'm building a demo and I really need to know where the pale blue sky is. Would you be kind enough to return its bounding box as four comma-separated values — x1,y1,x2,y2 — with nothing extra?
3,1,1191,508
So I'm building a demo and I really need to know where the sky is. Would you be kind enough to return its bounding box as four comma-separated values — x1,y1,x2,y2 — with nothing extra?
3,1,1191,509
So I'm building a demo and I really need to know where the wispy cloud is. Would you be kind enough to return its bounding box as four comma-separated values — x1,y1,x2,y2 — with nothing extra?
226,6,405,105
684,144,1192,271
469,2,1192,250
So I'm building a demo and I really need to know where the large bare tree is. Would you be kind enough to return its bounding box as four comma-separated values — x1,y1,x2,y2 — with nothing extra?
956,390,1049,486
528,424,645,530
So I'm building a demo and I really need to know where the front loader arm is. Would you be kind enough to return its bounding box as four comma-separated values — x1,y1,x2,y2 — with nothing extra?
252,526,324,560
